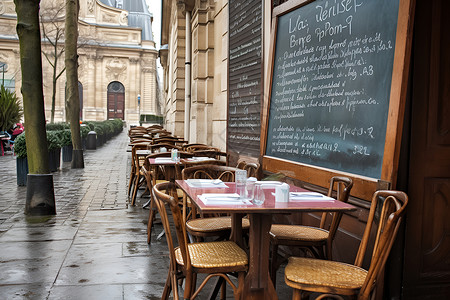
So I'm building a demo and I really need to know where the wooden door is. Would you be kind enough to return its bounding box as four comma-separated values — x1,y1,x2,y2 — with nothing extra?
107,81,125,120
403,0,450,298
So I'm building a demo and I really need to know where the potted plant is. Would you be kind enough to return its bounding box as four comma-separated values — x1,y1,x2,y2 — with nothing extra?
46,130,61,172
61,129,73,162
0,85,23,133
14,133,28,186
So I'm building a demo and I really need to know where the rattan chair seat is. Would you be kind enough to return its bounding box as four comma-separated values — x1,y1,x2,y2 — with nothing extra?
186,216,250,232
285,257,367,290
270,224,329,242
175,241,248,268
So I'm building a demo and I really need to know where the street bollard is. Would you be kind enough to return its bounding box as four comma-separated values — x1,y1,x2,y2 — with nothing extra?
86,131,97,150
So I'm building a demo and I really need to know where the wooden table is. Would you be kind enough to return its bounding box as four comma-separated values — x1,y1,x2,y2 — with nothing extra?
176,180,356,300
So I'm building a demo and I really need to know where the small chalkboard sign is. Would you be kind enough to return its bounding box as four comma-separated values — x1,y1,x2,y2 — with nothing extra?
262,0,414,199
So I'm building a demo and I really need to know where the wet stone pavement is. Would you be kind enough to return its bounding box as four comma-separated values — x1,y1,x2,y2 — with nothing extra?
0,130,291,300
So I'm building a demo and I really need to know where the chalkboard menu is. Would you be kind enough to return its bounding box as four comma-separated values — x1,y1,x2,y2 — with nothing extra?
228,0,263,157
265,0,400,179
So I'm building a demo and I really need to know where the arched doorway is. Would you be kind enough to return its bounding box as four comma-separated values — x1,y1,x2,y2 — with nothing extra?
107,81,125,119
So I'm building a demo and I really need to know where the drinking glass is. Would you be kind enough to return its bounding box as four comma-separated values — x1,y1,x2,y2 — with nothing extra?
253,184,265,205
235,169,247,198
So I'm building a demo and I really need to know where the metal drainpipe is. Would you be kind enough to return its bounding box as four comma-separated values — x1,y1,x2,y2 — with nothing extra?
184,10,192,141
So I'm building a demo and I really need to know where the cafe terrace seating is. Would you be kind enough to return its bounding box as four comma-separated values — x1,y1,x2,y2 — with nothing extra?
182,165,251,241
269,176,353,284
283,190,408,300
153,182,248,300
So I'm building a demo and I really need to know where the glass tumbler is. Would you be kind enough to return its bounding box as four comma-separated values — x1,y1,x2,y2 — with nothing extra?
235,169,247,198
253,184,265,205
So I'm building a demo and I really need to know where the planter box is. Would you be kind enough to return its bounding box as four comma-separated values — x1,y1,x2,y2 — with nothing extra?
48,149,60,172
16,157,28,186
62,145,73,162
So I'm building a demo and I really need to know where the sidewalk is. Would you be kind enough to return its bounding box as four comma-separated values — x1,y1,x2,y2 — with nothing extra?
0,131,168,299
0,131,291,299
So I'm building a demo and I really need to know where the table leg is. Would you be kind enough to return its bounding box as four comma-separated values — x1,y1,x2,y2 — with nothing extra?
231,213,245,248
242,213,278,300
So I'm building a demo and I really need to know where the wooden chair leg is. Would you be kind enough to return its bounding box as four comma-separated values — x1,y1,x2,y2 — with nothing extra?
271,243,279,287
147,197,156,244
292,289,302,300
162,273,172,300
183,273,194,299
131,173,141,205
127,170,135,196
220,278,226,300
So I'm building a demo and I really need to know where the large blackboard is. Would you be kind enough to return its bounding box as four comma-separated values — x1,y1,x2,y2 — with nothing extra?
265,0,400,179
228,0,263,158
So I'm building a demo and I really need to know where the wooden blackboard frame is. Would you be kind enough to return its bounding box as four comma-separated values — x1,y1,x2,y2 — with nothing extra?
261,0,415,200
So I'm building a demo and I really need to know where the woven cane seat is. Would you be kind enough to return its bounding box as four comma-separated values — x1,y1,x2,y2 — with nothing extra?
285,257,367,290
270,224,329,242
186,216,250,233
175,241,248,268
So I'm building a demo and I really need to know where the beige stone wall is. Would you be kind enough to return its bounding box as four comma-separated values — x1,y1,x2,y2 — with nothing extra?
162,1,186,137
0,0,158,124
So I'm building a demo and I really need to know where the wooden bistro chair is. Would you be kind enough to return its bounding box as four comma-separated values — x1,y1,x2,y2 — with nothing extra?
153,182,248,300
128,143,150,204
182,143,208,151
182,165,250,241
270,176,353,285
145,151,194,243
283,190,408,300
192,149,229,165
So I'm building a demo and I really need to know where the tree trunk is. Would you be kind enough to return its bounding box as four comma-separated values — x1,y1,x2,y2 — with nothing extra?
14,0,56,215
65,0,84,168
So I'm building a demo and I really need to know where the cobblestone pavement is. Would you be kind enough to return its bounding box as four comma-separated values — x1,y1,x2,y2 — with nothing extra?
0,130,291,299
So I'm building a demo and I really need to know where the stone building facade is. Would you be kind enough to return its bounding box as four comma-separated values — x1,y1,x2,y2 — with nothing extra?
161,0,228,148
160,0,271,150
0,0,159,123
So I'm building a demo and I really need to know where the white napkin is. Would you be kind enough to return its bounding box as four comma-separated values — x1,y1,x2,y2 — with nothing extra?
188,157,215,161
154,157,174,163
186,179,228,188
289,192,335,201
199,193,249,205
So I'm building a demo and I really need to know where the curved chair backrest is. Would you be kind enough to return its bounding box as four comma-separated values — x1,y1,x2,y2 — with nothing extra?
243,162,260,179
186,145,220,152
152,182,182,281
356,190,408,300
235,159,247,170
147,143,182,153
319,176,353,259
182,164,238,182
192,150,229,165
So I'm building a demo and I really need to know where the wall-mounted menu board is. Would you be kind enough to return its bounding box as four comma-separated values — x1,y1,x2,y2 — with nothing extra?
227,0,263,158
262,0,414,199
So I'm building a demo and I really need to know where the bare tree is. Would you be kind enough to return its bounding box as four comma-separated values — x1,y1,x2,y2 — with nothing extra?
65,0,84,168
40,2,66,124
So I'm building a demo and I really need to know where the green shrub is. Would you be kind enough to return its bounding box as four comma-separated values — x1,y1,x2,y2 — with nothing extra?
80,125,90,138
46,130,61,150
93,124,104,136
0,85,23,132
46,122,69,131
14,133,27,158
60,129,72,146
